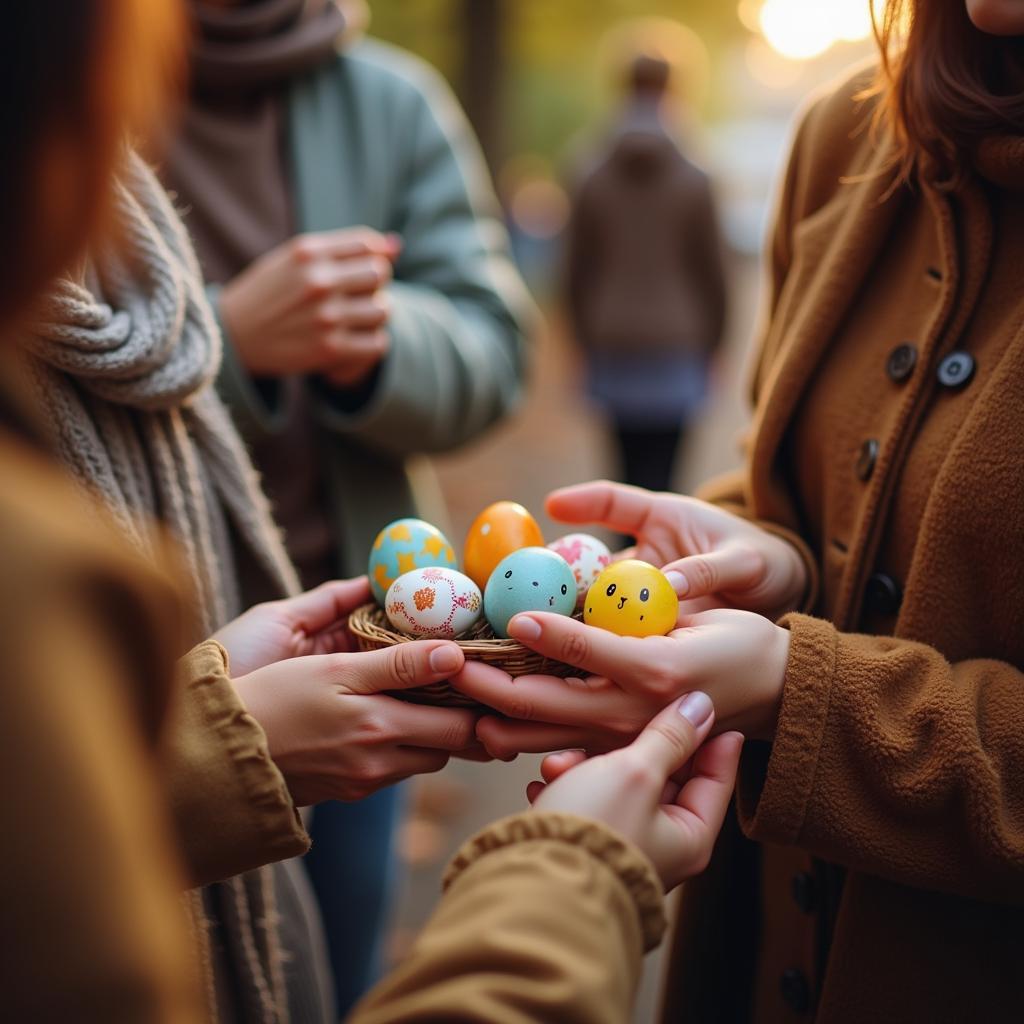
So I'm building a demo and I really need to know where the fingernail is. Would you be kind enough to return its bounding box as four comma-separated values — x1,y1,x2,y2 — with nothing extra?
664,571,689,596
429,645,461,674
508,615,541,641
677,691,713,728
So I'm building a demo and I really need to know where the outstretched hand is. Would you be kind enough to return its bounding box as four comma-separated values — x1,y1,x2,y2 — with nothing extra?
213,577,372,678
529,692,743,890
232,639,484,806
547,480,807,619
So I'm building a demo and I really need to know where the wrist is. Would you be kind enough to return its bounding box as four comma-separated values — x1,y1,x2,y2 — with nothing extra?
757,623,791,741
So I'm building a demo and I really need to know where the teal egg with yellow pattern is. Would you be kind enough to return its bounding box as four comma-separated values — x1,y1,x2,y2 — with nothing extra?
368,518,458,606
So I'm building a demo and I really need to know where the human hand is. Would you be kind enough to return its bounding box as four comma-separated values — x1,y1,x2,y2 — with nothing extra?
528,692,743,890
547,480,807,619
232,641,484,806
454,607,789,758
212,577,372,678
219,227,401,385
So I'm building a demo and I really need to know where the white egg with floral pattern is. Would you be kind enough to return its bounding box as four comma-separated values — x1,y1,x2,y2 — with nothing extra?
385,567,483,639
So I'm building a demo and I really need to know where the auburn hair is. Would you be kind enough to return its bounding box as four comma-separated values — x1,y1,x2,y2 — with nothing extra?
0,2,184,328
871,0,1024,186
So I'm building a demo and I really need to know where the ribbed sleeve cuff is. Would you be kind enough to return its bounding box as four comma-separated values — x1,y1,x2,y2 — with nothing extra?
736,613,837,845
170,640,310,884
443,811,667,951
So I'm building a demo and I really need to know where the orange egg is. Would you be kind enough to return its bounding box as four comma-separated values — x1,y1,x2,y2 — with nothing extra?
463,501,544,589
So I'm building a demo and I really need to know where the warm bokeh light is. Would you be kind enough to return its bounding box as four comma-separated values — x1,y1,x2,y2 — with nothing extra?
745,0,879,61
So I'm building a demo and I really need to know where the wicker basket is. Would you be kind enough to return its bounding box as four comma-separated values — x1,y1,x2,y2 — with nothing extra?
347,602,577,709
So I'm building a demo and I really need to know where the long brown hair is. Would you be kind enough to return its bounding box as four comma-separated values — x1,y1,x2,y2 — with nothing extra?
872,0,1024,186
0,2,184,329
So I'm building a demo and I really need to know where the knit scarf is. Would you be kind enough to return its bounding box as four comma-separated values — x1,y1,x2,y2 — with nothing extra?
21,151,300,1024
22,152,299,636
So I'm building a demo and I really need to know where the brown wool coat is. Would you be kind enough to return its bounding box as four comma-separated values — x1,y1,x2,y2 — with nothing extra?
0,396,308,1020
663,65,1024,1023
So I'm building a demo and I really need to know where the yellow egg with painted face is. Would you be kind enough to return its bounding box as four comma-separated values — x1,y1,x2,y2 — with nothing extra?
583,560,678,637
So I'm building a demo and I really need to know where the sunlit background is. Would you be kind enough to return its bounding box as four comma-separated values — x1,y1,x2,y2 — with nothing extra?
364,4,883,1020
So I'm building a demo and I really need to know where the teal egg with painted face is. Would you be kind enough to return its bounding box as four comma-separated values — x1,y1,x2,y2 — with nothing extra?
368,518,458,606
483,547,577,639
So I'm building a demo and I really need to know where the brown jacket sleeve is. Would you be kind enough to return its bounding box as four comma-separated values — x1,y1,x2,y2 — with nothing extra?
350,812,666,1023
0,439,204,1022
161,640,310,887
737,615,1024,904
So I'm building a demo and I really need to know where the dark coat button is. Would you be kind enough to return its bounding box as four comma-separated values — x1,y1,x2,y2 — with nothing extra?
792,871,816,914
937,351,975,388
886,343,917,382
780,968,811,1014
855,439,879,481
865,572,902,615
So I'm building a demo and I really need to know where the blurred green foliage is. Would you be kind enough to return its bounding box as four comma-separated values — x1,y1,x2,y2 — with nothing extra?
368,1,743,165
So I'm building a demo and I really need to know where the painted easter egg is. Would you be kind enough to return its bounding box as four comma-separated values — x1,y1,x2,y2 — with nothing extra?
385,567,482,639
483,547,577,639
583,560,678,638
547,533,613,604
463,501,544,590
368,518,458,606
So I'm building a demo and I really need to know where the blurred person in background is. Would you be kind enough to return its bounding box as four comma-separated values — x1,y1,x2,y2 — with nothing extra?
459,0,1024,1020
563,27,726,498
159,0,533,1012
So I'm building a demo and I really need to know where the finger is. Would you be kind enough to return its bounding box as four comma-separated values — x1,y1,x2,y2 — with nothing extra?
546,480,661,535
452,742,494,763
670,731,744,828
338,641,465,695
661,545,765,600
476,715,616,760
299,228,401,261
338,295,391,329
626,691,715,779
379,697,478,751
383,745,451,781
286,577,373,634
454,661,643,729
526,780,546,804
540,749,587,783
332,255,393,295
505,613,678,694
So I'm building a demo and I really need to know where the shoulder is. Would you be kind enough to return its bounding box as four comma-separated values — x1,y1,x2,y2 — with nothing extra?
329,38,458,116
785,59,887,216
0,432,187,651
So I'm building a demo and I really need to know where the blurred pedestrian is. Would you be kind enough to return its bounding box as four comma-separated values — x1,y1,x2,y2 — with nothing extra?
564,38,726,498
159,0,533,1012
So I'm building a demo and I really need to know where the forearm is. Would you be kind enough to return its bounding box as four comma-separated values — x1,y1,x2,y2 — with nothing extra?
350,812,665,1023
740,614,1024,902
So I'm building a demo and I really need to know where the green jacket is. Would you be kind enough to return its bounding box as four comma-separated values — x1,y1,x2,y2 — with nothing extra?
214,39,533,576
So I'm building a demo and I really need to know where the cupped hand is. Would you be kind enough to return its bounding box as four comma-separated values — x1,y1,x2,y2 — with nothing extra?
232,640,484,806
547,480,807,619
528,693,744,890
454,607,789,759
219,227,401,384
212,577,372,678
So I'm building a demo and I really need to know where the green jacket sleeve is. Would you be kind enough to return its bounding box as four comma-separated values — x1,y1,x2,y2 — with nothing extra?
350,812,666,1023
309,56,536,455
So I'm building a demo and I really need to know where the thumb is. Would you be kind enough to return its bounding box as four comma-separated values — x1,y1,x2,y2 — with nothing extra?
626,691,715,780
661,544,764,600
335,640,465,695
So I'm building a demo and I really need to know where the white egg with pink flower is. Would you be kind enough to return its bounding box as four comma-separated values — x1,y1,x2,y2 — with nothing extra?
547,532,612,605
